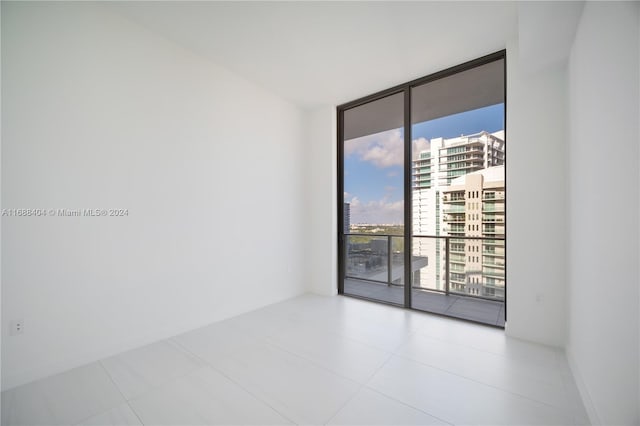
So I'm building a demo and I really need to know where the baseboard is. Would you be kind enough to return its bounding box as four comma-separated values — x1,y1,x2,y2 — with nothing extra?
566,346,601,425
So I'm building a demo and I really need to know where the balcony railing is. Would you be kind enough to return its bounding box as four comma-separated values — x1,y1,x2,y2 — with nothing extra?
483,193,505,200
443,206,465,214
344,234,404,285
444,215,465,223
482,216,504,223
483,205,505,213
483,247,505,255
344,234,505,302
483,227,505,235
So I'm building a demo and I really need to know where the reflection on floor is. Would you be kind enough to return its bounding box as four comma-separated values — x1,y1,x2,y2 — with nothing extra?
345,278,505,327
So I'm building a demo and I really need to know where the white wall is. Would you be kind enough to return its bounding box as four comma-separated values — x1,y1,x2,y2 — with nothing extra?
504,40,568,347
305,106,337,296
0,1,3,417
566,2,640,425
1,2,306,390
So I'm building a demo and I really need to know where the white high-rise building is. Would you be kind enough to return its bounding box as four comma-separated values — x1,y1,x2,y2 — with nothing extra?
442,166,505,299
412,131,505,293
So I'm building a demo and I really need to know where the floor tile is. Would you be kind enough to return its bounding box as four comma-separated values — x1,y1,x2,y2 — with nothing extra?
173,320,265,366
76,403,142,426
339,322,414,352
1,363,124,426
328,387,450,425
395,332,567,408
219,301,318,339
100,340,205,399
128,367,291,425
267,325,391,383
1,294,587,426
211,340,360,425
413,318,562,368
326,310,416,353
368,356,570,425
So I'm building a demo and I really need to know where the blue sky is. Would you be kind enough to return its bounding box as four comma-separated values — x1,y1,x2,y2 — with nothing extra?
344,103,504,224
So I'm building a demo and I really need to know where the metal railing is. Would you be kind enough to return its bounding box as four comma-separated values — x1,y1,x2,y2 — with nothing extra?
344,233,505,302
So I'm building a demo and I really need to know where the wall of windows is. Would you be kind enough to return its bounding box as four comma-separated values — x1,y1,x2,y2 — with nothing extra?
338,51,507,327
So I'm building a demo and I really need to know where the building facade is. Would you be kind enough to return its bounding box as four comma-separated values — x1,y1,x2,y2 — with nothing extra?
412,131,505,298
442,166,505,299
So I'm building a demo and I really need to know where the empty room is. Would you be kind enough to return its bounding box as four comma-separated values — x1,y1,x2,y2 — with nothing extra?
1,1,639,425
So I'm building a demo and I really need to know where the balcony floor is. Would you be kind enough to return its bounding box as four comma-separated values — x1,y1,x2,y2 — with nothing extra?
345,278,505,327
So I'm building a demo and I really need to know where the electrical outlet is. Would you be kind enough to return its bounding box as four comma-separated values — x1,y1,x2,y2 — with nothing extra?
10,320,24,336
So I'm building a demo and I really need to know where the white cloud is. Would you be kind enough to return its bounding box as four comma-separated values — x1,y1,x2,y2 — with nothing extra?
350,196,404,224
345,129,403,168
345,129,431,167
412,137,430,159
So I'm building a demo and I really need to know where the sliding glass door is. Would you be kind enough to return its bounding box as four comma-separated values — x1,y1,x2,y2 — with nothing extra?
339,92,408,306
338,51,506,327
410,58,506,326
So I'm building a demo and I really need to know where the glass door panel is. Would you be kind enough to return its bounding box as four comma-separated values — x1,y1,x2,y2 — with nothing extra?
410,57,506,326
341,92,406,306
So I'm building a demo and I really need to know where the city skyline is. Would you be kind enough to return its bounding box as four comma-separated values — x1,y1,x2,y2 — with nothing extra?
344,103,504,225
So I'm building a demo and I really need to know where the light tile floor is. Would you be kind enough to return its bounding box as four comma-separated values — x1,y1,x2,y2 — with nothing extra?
2,294,590,426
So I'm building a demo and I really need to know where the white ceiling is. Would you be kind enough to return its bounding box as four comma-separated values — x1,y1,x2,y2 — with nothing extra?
108,1,518,108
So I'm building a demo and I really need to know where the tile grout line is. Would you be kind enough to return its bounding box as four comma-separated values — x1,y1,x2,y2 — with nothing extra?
358,348,453,423
64,296,563,426
265,331,394,385
389,351,571,419
174,328,386,425
321,383,365,425
95,360,146,426
343,303,569,419
301,319,406,354
395,337,558,382
322,352,396,426
260,338,366,387
364,384,455,426
410,327,562,368
91,339,207,418
169,337,297,425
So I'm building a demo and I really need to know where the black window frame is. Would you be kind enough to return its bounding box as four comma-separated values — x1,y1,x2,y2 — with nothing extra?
337,50,507,326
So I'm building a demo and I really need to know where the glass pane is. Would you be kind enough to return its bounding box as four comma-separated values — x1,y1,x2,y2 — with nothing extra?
391,236,404,285
345,235,389,283
342,92,405,305
410,58,505,326
411,236,443,292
